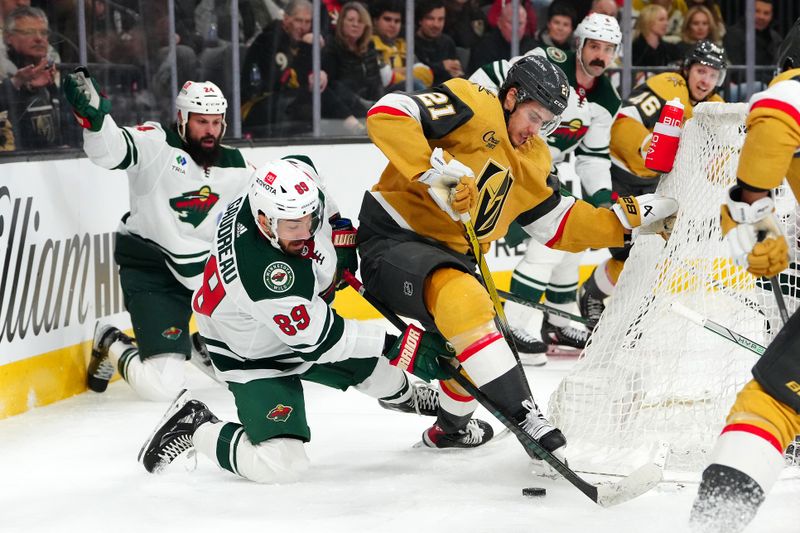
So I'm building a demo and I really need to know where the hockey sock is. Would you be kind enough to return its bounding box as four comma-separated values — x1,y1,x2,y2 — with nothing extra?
436,380,478,433
194,421,310,483
355,356,411,403
116,351,187,401
605,257,625,287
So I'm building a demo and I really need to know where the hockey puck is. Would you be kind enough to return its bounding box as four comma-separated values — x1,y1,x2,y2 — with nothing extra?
522,487,547,497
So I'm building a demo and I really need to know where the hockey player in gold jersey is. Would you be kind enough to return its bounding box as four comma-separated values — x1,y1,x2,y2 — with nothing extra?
579,40,728,326
357,55,678,454
690,18,800,533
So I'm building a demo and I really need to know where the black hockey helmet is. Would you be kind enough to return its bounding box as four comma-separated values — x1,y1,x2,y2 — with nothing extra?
683,40,728,87
499,54,569,135
777,17,800,72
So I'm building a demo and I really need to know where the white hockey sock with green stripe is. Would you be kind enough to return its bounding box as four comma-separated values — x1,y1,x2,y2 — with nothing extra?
194,421,309,484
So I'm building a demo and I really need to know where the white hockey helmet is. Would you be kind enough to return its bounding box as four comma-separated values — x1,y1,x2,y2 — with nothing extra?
248,159,322,250
575,13,622,55
175,80,228,141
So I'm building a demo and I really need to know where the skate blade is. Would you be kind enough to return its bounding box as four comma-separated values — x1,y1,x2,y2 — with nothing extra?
137,389,192,464
520,352,548,367
546,345,583,358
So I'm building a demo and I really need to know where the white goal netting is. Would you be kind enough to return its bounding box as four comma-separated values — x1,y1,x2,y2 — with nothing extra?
548,102,800,479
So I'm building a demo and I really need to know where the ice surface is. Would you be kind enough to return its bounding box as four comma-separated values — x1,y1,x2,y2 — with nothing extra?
1,352,797,533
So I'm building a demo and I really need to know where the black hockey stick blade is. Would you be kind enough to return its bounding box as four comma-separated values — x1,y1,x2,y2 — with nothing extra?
343,271,666,507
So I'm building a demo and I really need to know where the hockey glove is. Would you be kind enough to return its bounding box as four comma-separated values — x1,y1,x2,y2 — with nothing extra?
612,193,678,235
383,324,455,382
63,67,111,132
720,187,788,278
418,147,478,221
332,217,358,289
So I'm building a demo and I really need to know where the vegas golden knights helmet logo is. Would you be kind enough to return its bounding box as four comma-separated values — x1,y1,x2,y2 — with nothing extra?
473,159,513,238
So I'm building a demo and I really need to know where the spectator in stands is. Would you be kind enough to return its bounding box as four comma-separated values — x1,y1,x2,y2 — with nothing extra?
443,0,486,50
414,0,463,84
685,0,725,37
534,1,576,53
0,6,77,150
633,0,686,42
676,5,722,57
590,0,620,18
323,2,384,123
631,4,682,66
468,2,535,73
371,0,432,90
724,0,782,84
240,0,328,137
486,0,537,38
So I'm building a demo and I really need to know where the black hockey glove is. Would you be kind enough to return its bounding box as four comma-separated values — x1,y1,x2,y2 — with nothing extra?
383,325,455,382
63,67,111,131
332,217,358,290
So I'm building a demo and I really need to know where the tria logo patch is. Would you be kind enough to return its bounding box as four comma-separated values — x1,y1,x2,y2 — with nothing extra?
176,155,187,166
169,186,220,228
162,326,182,340
267,404,293,422
264,261,295,292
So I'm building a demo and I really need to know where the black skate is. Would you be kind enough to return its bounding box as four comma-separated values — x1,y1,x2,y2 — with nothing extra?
541,320,588,354
138,389,219,473
421,419,494,449
88,322,134,393
578,277,606,328
509,326,547,367
190,333,222,383
517,399,567,463
379,382,439,416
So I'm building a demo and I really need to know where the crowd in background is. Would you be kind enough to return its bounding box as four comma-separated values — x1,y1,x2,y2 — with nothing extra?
0,0,795,152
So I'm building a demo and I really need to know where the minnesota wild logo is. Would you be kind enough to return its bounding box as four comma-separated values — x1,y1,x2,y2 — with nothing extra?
161,326,183,340
267,404,293,422
264,261,295,293
169,186,220,227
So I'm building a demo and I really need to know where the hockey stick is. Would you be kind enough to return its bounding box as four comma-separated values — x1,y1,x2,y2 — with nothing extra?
669,301,766,356
460,214,519,349
497,289,590,326
681,260,773,334
768,276,790,325
343,271,666,507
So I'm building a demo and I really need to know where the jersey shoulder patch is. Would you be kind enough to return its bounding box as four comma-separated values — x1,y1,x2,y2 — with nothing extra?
546,46,568,63
233,199,316,302
646,72,690,104
411,79,476,139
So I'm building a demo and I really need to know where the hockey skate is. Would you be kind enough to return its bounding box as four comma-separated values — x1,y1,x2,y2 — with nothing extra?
540,320,587,356
420,419,494,449
508,326,548,367
578,277,606,328
138,389,219,473
378,382,439,416
190,333,223,383
517,399,567,475
88,322,134,393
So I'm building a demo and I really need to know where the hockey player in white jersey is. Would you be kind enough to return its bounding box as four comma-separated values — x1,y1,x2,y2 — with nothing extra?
469,13,622,363
137,159,476,483
63,69,255,401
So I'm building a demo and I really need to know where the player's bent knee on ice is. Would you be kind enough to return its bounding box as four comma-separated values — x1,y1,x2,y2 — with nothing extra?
132,354,188,402
238,437,310,484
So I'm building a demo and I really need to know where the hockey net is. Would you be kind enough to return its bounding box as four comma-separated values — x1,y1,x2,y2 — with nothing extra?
548,102,800,479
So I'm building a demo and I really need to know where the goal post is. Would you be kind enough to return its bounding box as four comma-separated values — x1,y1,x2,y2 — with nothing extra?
548,102,799,478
